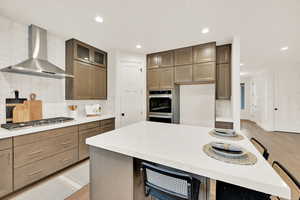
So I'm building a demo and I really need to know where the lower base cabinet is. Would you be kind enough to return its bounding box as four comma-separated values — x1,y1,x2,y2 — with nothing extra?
14,148,78,190
0,148,13,197
0,118,115,198
79,127,103,160
79,118,115,161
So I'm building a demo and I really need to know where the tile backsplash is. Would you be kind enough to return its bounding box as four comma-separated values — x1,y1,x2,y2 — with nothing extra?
0,15,114,124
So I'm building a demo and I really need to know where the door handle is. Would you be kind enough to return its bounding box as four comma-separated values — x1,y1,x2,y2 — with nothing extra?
274,108,278,111
121,113,125,117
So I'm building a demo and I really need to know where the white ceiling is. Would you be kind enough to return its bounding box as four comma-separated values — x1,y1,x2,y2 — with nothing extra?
0,0,299,74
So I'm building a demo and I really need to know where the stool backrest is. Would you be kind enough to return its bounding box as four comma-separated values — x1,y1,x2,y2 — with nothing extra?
142,162,200,200
272,161,300,200
250,138,269,160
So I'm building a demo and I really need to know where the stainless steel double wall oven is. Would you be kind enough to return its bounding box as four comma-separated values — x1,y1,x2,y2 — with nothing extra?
148,89,179,123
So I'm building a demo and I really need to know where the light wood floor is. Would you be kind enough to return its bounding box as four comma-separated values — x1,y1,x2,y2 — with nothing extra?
241,120,300,181
65,184,90,200
66,120,300,199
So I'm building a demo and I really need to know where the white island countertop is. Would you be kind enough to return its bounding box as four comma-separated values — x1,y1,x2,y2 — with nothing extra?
86,121,290,199
0,114,115,139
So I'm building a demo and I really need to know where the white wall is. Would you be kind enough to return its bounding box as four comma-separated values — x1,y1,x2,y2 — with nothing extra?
0,15,115,124
180,84,215,127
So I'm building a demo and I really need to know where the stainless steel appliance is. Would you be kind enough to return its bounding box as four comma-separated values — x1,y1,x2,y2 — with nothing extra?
1,117,74,130
0,25,73,79
148,88,179,123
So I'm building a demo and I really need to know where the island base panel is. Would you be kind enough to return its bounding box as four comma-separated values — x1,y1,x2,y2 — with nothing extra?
90,146,215,200
89,146,134,200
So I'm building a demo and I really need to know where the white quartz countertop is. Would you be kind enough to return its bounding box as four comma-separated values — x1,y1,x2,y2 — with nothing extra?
0,114,115,139
86,121,290,199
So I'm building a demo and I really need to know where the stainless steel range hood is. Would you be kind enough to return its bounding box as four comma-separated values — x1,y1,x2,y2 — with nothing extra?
1,25,74,79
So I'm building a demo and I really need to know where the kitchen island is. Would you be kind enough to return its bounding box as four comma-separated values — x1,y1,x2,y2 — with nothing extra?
86,121,290,200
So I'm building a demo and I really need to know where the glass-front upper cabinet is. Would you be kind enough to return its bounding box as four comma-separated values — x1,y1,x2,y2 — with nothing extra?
92,50,106,67
75,42,91,63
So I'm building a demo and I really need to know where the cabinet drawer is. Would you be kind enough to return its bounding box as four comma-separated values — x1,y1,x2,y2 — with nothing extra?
102,125,115,133
79,121,100,131
14,148,77,190
79,127,103,160
215,121,233,129
0,138,12,151
14,126,78,147
101,118,115,127
0,149,13,198
14,131,78,168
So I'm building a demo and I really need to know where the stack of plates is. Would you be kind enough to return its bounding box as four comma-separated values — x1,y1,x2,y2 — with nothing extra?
209,128,244,141
214,128,236,137
210,142,246,158
203,142,257,165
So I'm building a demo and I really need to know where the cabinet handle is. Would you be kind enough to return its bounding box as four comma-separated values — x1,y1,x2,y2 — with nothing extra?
61,141,72,146
61,158,72,164
28,150,43,156
28,169,43,176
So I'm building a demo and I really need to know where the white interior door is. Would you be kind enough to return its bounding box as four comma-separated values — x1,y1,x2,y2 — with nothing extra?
274,69,300,133
120,62,144,127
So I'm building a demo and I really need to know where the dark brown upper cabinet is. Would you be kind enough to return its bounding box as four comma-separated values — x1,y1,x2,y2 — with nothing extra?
216,44,231,100
92,49,107,67
174,47,193,66
159,51,174,67
147,68,160,90
65,39,107,100
147,68,174,90
159,67,174,89
174,65,193,83
74,41,91,63
147,54,160,69
147,42,217,86
193,62,215,82
193,42,216,64
216,44,231,64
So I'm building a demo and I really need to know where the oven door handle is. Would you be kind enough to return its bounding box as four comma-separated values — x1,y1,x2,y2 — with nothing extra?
149,95,172,98
148,115,173,119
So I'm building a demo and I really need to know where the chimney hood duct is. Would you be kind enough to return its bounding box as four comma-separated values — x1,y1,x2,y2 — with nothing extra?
0,25,74,79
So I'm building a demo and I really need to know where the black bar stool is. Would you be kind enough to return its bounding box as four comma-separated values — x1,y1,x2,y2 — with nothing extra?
271,161,300,200
250,138,269,160
141,162,201,200
216,181,270,200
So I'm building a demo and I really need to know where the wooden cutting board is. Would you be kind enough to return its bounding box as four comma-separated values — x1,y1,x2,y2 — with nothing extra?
25,100,43,121
13,104,30,123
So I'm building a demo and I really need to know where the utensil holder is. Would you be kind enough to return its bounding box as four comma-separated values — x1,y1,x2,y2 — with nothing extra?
69,110,78,119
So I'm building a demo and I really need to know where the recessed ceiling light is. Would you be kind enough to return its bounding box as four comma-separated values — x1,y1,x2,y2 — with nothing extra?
201,27,210,34
240,63,244,66
136,44,142,49
280,46,288,51
94,16,104,23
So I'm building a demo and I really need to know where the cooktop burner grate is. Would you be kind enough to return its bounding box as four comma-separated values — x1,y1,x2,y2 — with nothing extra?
1,117,74,130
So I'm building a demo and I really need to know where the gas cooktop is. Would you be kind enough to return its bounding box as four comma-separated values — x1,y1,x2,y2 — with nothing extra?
1,117,74,130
